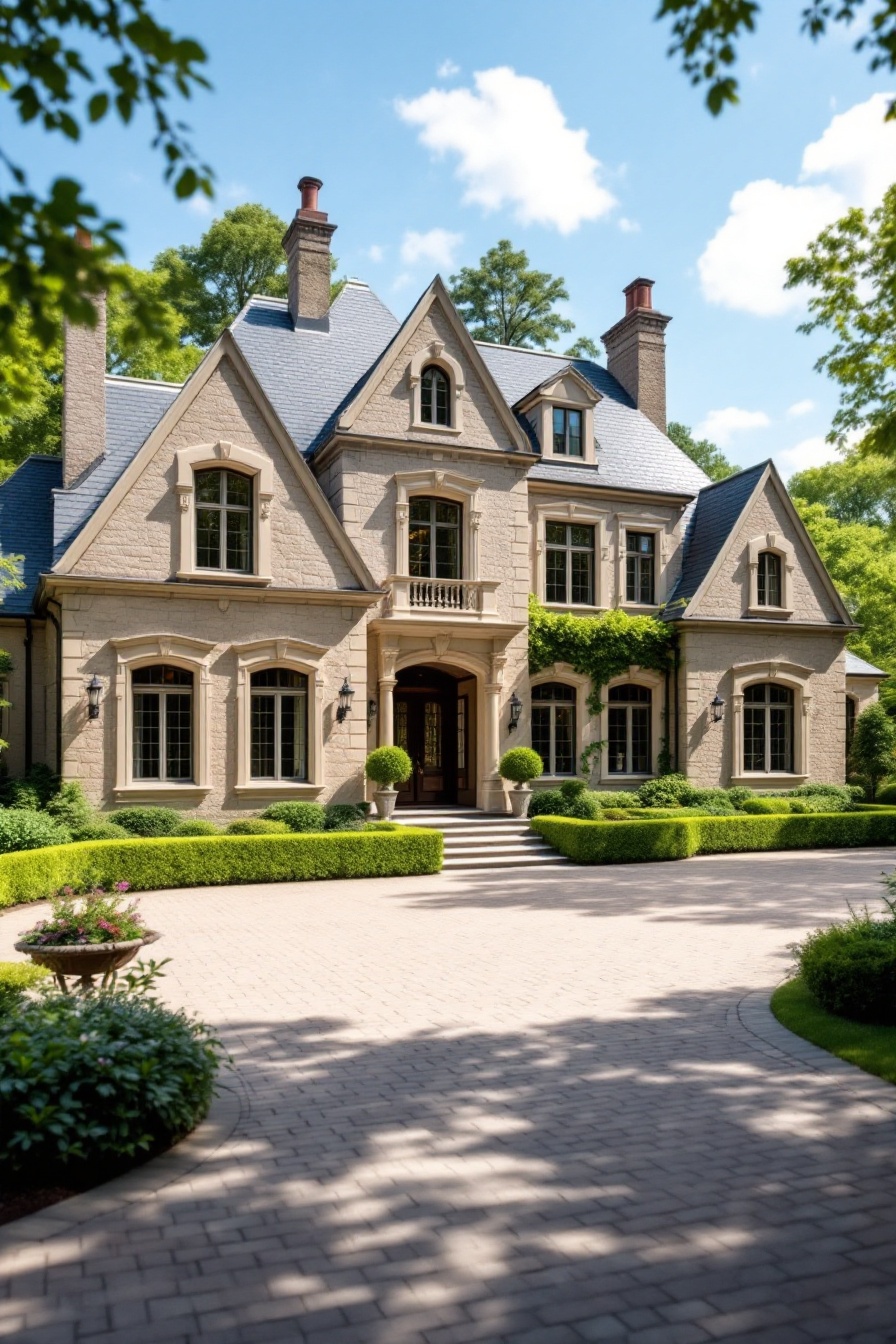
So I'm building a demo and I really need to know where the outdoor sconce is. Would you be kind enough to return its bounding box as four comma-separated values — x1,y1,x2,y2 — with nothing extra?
367,698,378,728
508,692,523,731
86,675,103,721
336,677,355,723
711,694,725,724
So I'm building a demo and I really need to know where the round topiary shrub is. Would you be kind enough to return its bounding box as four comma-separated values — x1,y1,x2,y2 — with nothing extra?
0,809,71,854
365,747,412,787
108,806,182,838
323,803,366,832
796,916,896,1023
74,821,132,841
527,788,567,819
225,819,291,836
637,773,691,808
260,801,326,832
0,991,221,1177
171,819,220,837
499,748,544,785
566,792,602,820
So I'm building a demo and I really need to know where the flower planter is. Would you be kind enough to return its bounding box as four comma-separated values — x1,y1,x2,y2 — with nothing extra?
508,786,531,819
14,932,161,993
374,787,399,820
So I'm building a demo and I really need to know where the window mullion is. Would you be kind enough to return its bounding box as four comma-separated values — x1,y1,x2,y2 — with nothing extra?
274,690,281,780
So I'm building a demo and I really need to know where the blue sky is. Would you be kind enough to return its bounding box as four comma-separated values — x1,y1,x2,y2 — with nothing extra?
10,1,896,478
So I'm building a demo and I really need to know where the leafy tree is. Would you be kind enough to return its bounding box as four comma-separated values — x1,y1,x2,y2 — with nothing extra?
788,453,896,529
0,297,63,476
848,702,896,798
450,240,574,348
657,1,896,118
0,0,212,399
107,265,203,381
785,185,896,455
564,337,601,360
667,421,737,481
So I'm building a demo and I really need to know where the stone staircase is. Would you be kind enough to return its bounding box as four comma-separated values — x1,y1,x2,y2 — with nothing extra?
394,807,566,870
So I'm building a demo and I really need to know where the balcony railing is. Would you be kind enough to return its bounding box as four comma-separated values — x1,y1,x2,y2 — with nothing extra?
383,576,500,618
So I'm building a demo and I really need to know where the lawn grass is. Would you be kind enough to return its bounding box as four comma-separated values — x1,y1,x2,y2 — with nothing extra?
771,976,896,1086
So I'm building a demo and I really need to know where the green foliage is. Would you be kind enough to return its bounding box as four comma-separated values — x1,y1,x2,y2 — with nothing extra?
742,797,796,815
0,0,212,391
45,781,93,836
789,454,896,529
528,597,674,722
526,787,601,820
0,960,50,1013
526,788,568,819
499,747,544,784
107,806,182,837
170,819,219,837
559,779,588,799
0,990,221,1175
106,263,204,381
666,421,736,481
19,885,145,945
0,831,444,909
772,976,896,1087
637,773,690,807
592,790,641,808
534,816,698,864
323,803,366,832
875,782,896,805
849,703,896,798
0,763,59,810
794,908,896,1024
260,801,326,832
363,820,400,832
564,336,601,359
225,819,291,836
449,240,574,348
0,809,70,853
365,746,413,786
0,301,63,469
565,792,602,820
75,821,131,841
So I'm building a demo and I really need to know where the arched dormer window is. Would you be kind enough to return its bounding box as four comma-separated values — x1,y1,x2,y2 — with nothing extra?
757,551,782,608
748,533,794,615
421,365,450,427
195,468,253,573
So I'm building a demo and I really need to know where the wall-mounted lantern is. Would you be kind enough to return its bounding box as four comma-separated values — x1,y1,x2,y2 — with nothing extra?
86,675,103,721
711,694,725,724
367,698,378,728
336,677,355,723
508,692,523,731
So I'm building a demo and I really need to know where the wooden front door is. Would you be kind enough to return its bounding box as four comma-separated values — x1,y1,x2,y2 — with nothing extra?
394,668,458,807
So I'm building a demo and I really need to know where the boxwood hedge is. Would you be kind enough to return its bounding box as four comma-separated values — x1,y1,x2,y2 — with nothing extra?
531,810,896,865
0,829,443,909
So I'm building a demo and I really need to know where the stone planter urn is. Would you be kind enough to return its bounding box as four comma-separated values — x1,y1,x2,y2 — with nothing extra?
508,786,531,819
374,787,399,820
15,931,161,993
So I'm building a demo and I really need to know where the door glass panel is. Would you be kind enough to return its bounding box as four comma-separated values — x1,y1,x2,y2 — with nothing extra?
608,706,627,774
744,707,766,772
133,692,160,779
532,706,551,774
395,700,409,753
424,701,442,768
165,693,192,780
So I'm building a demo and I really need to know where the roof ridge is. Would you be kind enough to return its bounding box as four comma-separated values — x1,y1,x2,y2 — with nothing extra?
695,459,769,493
105,374,183,390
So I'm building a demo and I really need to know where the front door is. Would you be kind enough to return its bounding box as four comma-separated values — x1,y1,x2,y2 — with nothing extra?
393,667,458,807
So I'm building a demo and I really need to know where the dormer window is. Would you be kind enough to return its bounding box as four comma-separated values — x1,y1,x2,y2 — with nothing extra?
421,366,450,427
757,551,782,607
552,408,583,457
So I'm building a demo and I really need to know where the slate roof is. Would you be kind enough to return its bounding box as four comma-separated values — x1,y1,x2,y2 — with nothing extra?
661,462,768,618
845,652,888,678
0,456,62,615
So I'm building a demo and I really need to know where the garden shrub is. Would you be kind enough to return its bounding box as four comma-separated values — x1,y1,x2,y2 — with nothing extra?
363,820,400,831
108,806,182,838
874,782,896,806
0,990,222,1176
637,773,690,807
225,819,291,836
0,764,59,811
323,803,366,832
0,809,71,854
527,788,567,819
592,790,641,808
260,801,326,833
45,781,94,836
74,821,131,842
533,816,699,864
795,914,896,1024
499,747,544,785
727,786,753,808
559,778,588,799
0,830,444,909
791,783,855,809
566,792,602,820
171,819,220,837
741,797,795,815
0,960,50,1013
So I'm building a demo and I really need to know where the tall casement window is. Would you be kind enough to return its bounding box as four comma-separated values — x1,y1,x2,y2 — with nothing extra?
195,469,252,573
845,696,857,756
545,522,594,605
552,407,583,457
250,669,308,781
408,497,461,579
626,531,656,604
743,682,793,773
532,682,576,776
132,665,193,782
607,683,651,775
421,366,450,426
757,551,782,607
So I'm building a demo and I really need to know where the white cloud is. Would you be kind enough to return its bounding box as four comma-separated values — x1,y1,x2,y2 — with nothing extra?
223,182,249,202
396,67,616,234
695,407,771,446
786,398,815,419
698,93,896,316
775,435,840,477
186,194,213,217
366,244,385,263
437,59,460,79
618,216,641,234
400,228,463,270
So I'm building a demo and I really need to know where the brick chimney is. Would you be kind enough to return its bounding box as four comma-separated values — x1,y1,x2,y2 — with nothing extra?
282,176,337,324
62,228,107,487
600,278,671,433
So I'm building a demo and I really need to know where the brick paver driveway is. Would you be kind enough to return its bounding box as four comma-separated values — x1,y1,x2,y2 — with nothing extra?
3,849,896,1344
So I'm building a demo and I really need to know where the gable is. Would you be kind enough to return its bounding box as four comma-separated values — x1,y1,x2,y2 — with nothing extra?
62,347,366,592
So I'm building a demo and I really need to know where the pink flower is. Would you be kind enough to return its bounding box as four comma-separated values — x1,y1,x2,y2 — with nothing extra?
115,881,130,893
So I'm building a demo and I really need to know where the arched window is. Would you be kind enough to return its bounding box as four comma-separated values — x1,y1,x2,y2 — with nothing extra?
420,365,450,427
195,468,252,573
845,695,857,756
250,669,309,780
743,682,793,773
532,682,576,776
757,551,782,607
607,683,652,775
132,665,193,782
408,496,461,579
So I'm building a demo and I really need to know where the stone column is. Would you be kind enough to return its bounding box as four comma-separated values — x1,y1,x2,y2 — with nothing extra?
481,652,508,813
378,644,399,747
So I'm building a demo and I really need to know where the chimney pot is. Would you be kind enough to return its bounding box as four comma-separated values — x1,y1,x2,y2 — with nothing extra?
298,176,325,218
623,277,654,314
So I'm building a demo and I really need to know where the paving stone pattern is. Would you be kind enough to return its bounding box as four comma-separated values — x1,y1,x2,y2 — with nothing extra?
2,850,896,1343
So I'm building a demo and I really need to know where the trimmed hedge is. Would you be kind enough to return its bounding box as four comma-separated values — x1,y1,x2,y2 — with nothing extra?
260,801,326,832
0,830,443,909
532,810,896,865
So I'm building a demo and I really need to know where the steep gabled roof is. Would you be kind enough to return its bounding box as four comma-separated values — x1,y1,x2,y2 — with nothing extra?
0,456,62,615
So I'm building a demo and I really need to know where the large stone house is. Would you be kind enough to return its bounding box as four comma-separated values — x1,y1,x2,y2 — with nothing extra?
0,179,884,816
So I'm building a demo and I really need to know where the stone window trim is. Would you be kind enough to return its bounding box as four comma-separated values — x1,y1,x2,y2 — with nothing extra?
232,638,328,797
518,370,598,465
408,341,465,436
614,514,671,608
392,469,483,580
747,532,795,617
597,667,664,783
110,634,216,798
533,501,610,609
175,440,274,585
528,665,596,786
728,659,812,783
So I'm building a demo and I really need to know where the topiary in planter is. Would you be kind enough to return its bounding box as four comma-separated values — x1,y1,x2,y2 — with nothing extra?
365,747,413,786
498,748,544,785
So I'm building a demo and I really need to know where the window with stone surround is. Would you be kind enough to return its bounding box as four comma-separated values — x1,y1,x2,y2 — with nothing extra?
545,522,594,605
532,682,576,776
250,668,309,781
607,683,651,775
743,682,793,773
552,407,583,457
625,531,656,605
132,665,194,782
420,365,451,427
195,468,253,574
757,551,782,608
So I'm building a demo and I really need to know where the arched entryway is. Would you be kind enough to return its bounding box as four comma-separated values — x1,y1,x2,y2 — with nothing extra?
393,664,477,807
